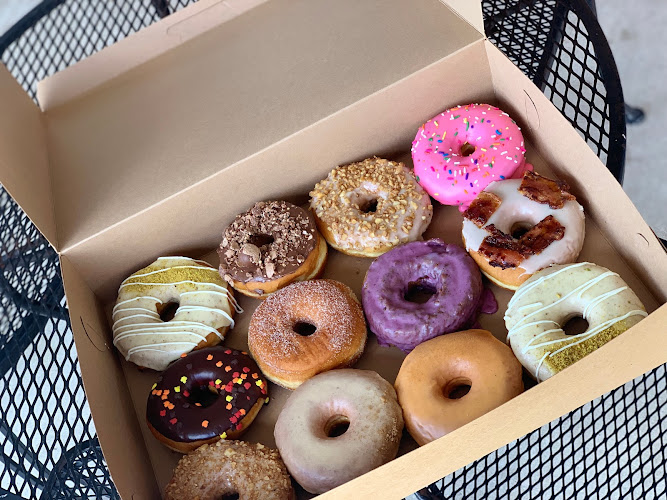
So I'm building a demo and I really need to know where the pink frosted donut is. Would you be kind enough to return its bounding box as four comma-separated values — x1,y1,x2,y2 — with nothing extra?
412,103,532,211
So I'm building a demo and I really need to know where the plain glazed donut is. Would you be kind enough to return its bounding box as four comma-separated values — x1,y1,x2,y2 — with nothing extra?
505,262,647,382
248,279,367,389
274,369,404,494
146,347,268,453
113,256,239,371
218,200,327,299
412,103,532,211
362,239,497,352
394,330,523,446
462,171,585,290
165,440,294,500
309,157,433,257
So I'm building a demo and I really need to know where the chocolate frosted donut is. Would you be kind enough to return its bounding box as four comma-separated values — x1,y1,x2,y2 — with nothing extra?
146,347,268,453
218,201,327,298
362,239,496,352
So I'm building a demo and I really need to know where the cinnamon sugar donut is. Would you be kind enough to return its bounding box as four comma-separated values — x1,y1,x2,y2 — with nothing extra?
310,157,433,257
248,280,367,389
395,329,523,446
274,369,403,494
218,201,327,299
165,440,294,500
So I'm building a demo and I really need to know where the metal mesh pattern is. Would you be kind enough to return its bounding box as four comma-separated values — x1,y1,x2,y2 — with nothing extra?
416,363,666,500
0,187,117,499
482,0,626,181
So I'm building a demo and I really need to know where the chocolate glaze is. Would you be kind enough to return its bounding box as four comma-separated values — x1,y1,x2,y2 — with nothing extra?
146,347,268,443
218,201,317,284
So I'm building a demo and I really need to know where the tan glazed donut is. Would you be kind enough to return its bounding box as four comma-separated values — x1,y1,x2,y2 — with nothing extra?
310,157,433,257
113,257,240,371
394,329,523,446
248,279,367,389
274,369,404,494
505,262,647,382
165,440,294,500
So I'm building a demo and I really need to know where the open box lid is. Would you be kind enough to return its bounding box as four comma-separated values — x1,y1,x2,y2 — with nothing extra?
0,0,484,254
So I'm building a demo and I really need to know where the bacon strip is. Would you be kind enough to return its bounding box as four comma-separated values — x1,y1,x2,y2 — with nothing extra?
518,171,575,209
463,192,502,227
479,216,566,269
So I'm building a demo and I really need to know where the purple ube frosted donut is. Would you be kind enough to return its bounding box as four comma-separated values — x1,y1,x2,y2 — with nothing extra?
362,239,492,352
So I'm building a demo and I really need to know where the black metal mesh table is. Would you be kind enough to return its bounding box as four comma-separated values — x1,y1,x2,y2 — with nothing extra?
0,1,663,499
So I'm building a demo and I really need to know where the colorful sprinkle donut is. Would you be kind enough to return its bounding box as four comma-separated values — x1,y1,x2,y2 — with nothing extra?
411,103,532,211
146,347,268,453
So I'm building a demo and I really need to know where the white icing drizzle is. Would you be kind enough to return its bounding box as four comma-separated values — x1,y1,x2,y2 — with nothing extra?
112,257,237,371
463,179,585,275
506,262,647,381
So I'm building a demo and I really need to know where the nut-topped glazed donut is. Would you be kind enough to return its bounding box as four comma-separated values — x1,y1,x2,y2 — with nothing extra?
274,369,404,494
248,279,367,389
505,263,647,382
309,157,432,257
165,440,294,500
146,347,269,453
113,256,240,371
462,171,585,289
412,103,532,211
218,200,327,299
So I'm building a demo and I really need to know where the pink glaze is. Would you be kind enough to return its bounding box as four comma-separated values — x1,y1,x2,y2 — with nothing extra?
411,103,532,211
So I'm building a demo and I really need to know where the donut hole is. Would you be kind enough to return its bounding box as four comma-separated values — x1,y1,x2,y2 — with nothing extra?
248,233,275,248
510,221,533,239
404,278,437,304
460,142,476,157
443,377,472,400
324,414,350,438
157,300,179,322
349,192,379,213
186,385,220,408
220,493,240,500
293,321,317,337
563,315,589,336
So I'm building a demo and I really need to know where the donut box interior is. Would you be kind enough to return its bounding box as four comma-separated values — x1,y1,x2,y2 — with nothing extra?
1,0,666,498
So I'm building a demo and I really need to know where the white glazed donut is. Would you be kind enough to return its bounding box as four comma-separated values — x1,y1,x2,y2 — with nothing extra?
505,262,647,382
112,257,241,371
462,171,585,289
273,369,404,494
310,157,433,257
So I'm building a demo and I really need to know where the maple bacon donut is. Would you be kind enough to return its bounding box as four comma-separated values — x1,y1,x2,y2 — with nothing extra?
505,263,647,382
113,256,239,371
248,280,367,389
462,171,585,289
274,369,403,494
395,330,523,446
218,200,327,299
146,347,268,453
412,103,532,211
165,440,294,500
310,157,433,257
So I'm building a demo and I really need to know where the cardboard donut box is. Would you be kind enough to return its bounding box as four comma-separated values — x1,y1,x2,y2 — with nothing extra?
1,0,666,497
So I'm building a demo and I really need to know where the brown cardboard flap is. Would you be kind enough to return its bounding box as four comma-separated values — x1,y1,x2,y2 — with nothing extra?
43,0,483,252
36,0,268,111
0,65,57,247
59,255,159,499
323,304,667,499
484,41,667,302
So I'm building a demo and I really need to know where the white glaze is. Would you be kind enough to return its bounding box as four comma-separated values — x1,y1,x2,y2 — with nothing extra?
505,262,647,381
112,257,239,371
462,179,585,275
